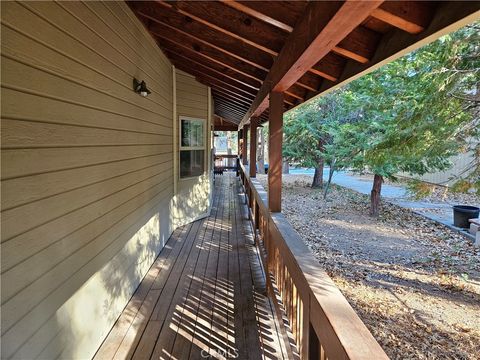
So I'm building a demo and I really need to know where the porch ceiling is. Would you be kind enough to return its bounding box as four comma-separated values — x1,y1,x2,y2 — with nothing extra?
213,115,238,131
128,1,480,127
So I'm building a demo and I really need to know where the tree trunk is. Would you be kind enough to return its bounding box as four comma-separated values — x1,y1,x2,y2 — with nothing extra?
323,159,336,199
257,127,265,174
311,158,324,188
370,174,383,217
312,138,326,188
282,158,290,174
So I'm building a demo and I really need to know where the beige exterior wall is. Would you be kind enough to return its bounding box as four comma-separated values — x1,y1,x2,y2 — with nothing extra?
171,70,213,228
399,150,476,186
1,2,211,359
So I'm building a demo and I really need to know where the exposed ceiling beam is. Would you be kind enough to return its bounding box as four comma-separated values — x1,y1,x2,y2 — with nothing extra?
214,114,239,127
215,102,247,117
149,23,268,81
215,105,242,116
213,90,253,108
166,50,260,91
219,0,294,32
296,74,319,92
371,1,435,34
160,0,284,56
213,94,270,123
133,2,272,70
215,107,248,121
220,0,381,64
236,1,307,31
211,86,255,105
139,5,342,85
333,26,381,63
145,1,346,80
153,22,336,93
214,94,249,108
215,109,241,122
311,2,480,107
193,75,256,104
215,99,250,114
155,36,264,86
212,87,252,108
214,124,240,131
174,64,258,99
285,91,303,102
310,53,345,82
215,105,247,118
215,105,246,118
239,0,383,127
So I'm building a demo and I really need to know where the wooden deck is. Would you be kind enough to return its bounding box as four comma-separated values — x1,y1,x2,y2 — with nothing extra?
95,173,291,359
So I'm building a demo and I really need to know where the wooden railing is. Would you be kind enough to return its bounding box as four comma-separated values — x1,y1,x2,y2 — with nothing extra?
239,163,389,360
214,154,238,171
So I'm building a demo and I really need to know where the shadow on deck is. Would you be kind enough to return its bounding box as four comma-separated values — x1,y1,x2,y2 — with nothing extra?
94,173,291,359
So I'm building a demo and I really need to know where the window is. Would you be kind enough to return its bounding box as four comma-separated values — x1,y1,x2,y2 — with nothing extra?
180,117,205,178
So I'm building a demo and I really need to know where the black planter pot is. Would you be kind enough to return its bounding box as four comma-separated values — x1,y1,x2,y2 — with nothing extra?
452,205,480,228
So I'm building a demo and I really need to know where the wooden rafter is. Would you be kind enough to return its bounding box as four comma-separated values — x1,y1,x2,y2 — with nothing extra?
155,36,265,84
215,106,246,119
214,115,239,129
220,0,294,32
128,0,478,131
220,0,381,64
213,95,252,112
133,2,273,70
175,64,258,99
150,24,268,81
209,84,255,104
371,1,435,34
296,73,320,92
215,99,250,114
139,1,343,81
215,107,247,120
319,1,480,95
214,124,240,130
239,0,383,127
215,95,249,109
139,7,342,88
213,90,253,108
166,50,260,91
161,0,284,55
334,25,381,63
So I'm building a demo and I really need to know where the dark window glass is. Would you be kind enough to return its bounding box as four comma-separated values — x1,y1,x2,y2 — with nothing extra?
181,119,204,147
180,150,205,178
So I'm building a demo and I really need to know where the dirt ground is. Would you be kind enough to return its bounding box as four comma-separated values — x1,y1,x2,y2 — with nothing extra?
257,174,480,360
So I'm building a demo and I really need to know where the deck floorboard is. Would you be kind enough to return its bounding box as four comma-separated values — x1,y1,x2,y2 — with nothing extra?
95,174,289,359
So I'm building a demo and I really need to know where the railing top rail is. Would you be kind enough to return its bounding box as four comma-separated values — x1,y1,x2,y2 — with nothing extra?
214,154,238,158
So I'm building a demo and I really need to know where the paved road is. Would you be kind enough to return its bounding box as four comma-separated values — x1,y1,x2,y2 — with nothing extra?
288,167,457,229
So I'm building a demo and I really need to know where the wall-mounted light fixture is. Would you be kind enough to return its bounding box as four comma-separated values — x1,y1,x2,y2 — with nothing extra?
133,78,151,97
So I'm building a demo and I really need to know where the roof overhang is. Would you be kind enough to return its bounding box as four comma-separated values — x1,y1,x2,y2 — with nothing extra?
128,1,480,128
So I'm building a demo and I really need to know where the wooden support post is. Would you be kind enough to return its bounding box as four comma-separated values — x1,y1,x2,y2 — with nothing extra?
237,130,241,176
268,92,283,212
249,119,258,178
242,125,249,165
238,129,242,159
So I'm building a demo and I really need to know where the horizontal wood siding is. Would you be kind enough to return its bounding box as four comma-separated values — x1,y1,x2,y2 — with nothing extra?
172,70,212,228
1,1,178,359
399,149,477,186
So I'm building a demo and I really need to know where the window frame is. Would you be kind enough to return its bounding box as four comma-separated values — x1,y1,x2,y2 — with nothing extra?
179,116,206,180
